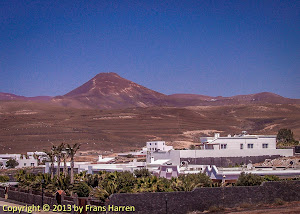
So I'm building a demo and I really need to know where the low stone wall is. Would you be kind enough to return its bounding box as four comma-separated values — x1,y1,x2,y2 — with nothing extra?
6,188,57,206
181,155,281,167
0,187,5,198
108,181,300,214
1,181,299,214
0,187,104,214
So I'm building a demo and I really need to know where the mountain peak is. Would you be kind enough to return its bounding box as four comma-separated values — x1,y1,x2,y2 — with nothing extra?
54,73,166,109
94,72,121,79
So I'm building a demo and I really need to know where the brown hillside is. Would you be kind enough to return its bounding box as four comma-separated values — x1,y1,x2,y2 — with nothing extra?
167,92,300,106
0,101,299,153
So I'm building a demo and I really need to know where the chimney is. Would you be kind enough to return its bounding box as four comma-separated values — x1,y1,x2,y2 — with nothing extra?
214,133,220,138
150,157,154,163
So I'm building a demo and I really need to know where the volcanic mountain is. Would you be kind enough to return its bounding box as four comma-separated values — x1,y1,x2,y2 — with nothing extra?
2,73,299,109
50,72,300,109
52,72,168,109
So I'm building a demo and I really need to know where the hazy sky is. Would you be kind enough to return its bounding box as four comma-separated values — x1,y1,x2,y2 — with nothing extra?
1,0,299,98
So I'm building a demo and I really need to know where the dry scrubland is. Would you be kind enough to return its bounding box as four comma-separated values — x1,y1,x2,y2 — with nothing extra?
0,101,299,153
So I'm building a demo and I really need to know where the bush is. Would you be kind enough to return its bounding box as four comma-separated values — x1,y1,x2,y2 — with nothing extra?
277,129,294,143
236,172,263,186
134,168,151,178
6,159,19,168
263,175,280,181
75,182,90,197
189,145,195,150
0,175,9,182
171,173,212,191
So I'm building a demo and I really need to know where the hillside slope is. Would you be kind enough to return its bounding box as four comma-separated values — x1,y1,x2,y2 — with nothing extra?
0,101,299,153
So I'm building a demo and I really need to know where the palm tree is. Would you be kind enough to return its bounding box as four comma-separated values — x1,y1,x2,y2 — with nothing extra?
61,148,68,177
44,148,56,180
55,143,65,179
66,143,80,184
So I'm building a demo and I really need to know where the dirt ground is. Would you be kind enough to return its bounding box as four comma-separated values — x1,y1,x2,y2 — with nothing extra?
189,201,300,214
1,101,299,154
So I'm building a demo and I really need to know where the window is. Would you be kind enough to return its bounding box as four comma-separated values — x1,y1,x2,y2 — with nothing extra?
166,168,173,173
221,144,227,149
155,143,157,145
31,163,34,166
247,144,254,149
262,144,268,149
240,144,243,149
24,163,26,166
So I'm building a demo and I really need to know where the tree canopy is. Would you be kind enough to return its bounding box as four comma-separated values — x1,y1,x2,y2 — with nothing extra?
277,129,294,143
6,159,19,168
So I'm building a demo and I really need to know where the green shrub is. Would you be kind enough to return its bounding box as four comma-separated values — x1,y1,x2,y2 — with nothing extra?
171,173,212,191
263,175,280,181
277,129,294,143
134,168,151,178
0,175,9,182
236,172,263,186
75,182,90,197
6,159,19,168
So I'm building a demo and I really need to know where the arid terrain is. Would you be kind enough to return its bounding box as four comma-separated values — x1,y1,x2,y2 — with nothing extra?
1,73,299,153
0,100,299,153
189,200,300,214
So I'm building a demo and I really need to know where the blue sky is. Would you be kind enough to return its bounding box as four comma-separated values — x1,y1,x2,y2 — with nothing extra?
0,0,299,98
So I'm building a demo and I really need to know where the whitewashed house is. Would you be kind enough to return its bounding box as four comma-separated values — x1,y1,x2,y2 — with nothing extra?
0,154,38,168
147,132,294,167
199,132,277,151
146,141,173,152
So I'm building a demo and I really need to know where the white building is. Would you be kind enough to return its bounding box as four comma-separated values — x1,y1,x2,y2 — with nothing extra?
44,159,147,174
204,165,300,182
146,141,173,152
0,154,38,168
148,133,294,167
97,155,114,163
200,132,277,151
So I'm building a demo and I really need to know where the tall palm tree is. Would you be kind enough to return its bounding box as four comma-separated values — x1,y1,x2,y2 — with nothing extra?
61,148,68,178
44,148,56,180
55,143,65,179
66,143,80,184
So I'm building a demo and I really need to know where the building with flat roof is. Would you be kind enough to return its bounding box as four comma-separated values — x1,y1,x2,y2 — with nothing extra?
204,165,300,182
148,132,294,167
0,154,38,168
